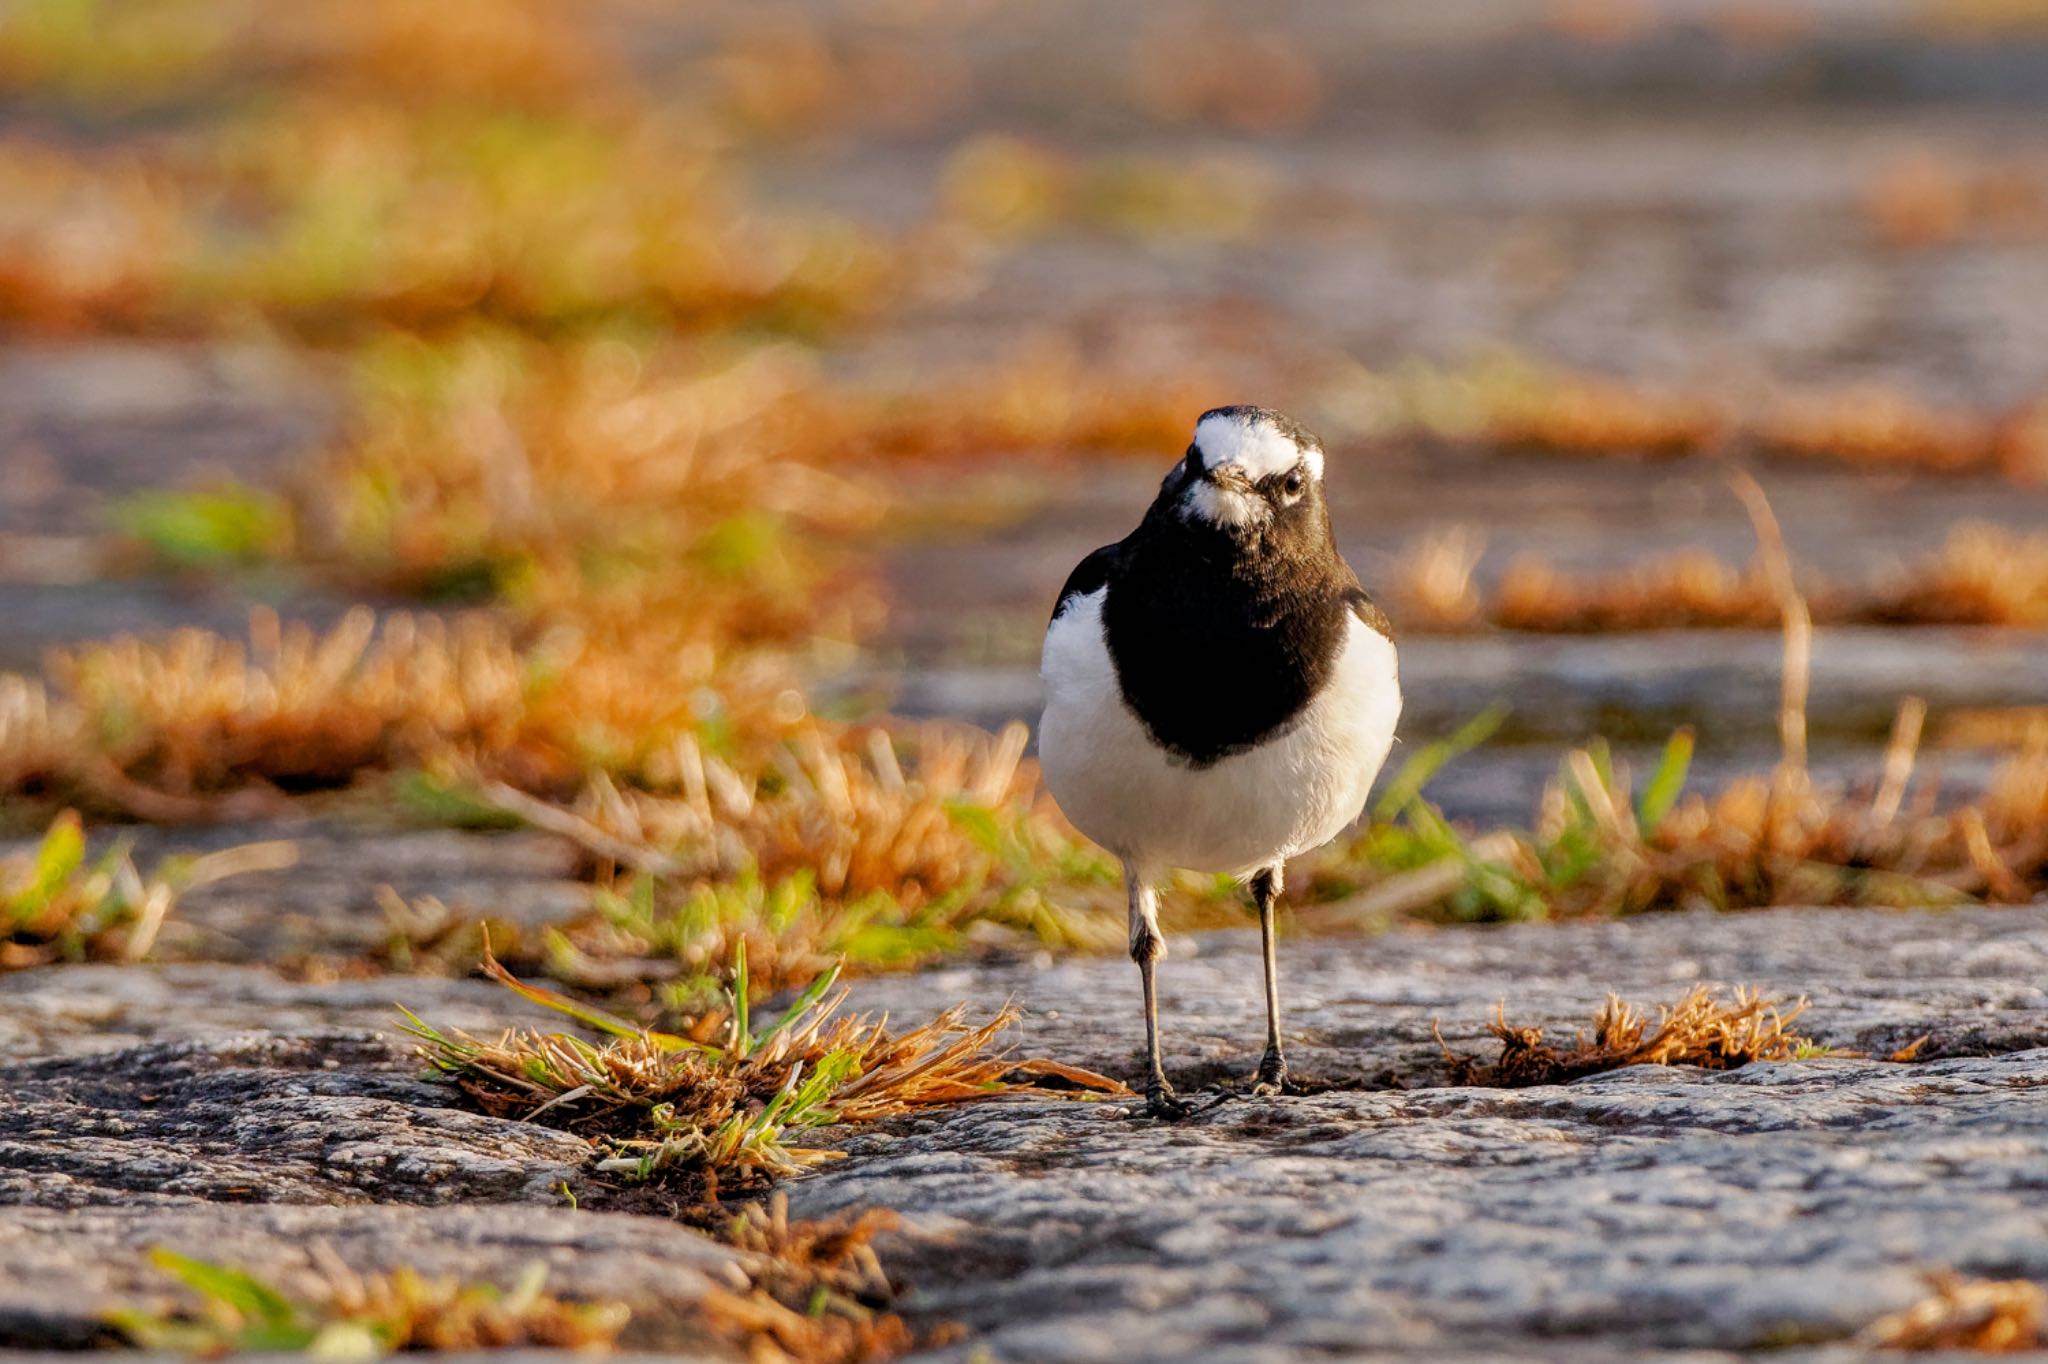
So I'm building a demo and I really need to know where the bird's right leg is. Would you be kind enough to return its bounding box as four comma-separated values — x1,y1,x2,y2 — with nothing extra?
1125,862,1185,1119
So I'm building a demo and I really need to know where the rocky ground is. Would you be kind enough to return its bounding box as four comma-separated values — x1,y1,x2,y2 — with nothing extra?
2,902,2044,1360
2,3,2046,1359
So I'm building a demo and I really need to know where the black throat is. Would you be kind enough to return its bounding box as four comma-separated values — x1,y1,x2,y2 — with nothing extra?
1101,500,1372,769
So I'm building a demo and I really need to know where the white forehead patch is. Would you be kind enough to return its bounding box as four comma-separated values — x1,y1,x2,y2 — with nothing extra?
1194,412,1323,482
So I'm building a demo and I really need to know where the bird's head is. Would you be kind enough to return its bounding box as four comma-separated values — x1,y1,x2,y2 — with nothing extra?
1160,405,1327,546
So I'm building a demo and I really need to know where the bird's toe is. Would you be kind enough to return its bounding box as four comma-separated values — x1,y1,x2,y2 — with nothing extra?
1144,1083,1190,1121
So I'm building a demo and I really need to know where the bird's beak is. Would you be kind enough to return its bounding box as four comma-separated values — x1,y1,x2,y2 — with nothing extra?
1203,463,1255,493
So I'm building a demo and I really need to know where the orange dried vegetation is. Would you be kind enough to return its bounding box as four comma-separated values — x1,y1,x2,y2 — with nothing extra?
1533,715,2048,911
0,0,626,112
1863,149,2048,249
477,716,1127,995
704,1194,935,1364
0,101,897,337
1490,550,1784,631
845,347,1228,464
1397,523,2048,633
1467,358,2046,484
1862,523,2048,627
1858,1272,2047,1352
557,722,1037,901
1442,985,1812,1086
0,139,190,332
1485,370,1728,459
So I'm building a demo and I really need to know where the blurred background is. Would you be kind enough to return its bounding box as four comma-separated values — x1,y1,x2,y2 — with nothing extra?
1,0,2046,964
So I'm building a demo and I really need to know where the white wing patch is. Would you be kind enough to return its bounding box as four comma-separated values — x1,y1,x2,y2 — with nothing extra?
1194,411,1323,482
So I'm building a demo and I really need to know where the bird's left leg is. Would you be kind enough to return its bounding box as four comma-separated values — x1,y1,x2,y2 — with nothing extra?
1251,863,1289,1095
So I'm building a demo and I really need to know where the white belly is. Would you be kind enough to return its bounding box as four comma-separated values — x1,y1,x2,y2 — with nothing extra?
1038,587,1401,878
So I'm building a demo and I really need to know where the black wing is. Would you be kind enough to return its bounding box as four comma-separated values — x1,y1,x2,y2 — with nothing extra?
1051,542,1122,622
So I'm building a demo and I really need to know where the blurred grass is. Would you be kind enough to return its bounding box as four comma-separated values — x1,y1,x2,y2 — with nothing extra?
0,0,2042,1018
109,1252,629,1358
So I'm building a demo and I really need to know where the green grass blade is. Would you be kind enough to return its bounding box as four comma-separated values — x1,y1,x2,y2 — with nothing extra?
480,950,688,1051
729,939,754,1057
10,811,86,916
751,963,843,1050
147,1250,300,1331
1636,727,1695,833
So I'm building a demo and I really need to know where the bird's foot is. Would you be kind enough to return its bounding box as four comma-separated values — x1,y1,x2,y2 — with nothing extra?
1144,1078,1189,1121
1250,1051,1289,1097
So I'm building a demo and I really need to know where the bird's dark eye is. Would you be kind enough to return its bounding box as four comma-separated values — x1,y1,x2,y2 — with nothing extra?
1282,468,1305,496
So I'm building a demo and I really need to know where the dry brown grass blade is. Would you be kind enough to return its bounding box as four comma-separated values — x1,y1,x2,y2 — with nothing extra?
1393,527,1486,630
1858,1272,2047,1351
1440,985,1814,1087
477,778,685,876
1727,470,1811,782
706,1190,931,1364
1870,697,1929,831
699,1284,917,1364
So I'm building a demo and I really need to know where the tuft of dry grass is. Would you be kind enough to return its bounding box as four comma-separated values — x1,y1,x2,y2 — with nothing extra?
1395,522,2048,633
1438,352,2047,484
542,720,1040,899
107,1248,631,1356
1440,985,1813,1087
940,134,1274,241
0,597,1130,991
1863,524,2048,627
1858,1272,2047,1352
1862,148,2048,250
702,1194,928,1364
401,952,1125,1183
1755,384,2009,476
1332,481,2048,923
0,673,75,798
1489,550,1784,632
0,103,897,338
384,717,1127,1007
7,602,843,812
0,0,625,114
2,810,295,970
46,609,533,799
1390,528,1487,631
0,137,189,331
1483,368,1729,460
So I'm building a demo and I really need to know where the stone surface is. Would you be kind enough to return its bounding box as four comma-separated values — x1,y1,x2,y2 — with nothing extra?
0,962,563,1059
799,1051,2048,1362
0,903,2045,1359
779,906,2048,1360
2,7,2046,1359
0,1023,747,1357
840,904,2048,1090
0,1031,591,1208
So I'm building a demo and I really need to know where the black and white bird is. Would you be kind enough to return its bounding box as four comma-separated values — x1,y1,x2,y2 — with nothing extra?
1039,405,1401,1117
